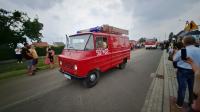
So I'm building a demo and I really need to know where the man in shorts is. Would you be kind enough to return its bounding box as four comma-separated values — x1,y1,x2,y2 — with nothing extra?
22,43,33,75
30,45,38,71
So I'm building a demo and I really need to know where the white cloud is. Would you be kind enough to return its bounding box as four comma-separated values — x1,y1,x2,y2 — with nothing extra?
1,0,200,42
122,0,200,40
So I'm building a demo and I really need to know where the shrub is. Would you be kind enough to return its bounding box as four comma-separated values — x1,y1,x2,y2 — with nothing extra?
0,45,15,61
51,46,65,55
35,47,47,56
35,46,65,56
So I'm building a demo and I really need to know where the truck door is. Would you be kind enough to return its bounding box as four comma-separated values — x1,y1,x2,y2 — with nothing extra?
95,36,111,71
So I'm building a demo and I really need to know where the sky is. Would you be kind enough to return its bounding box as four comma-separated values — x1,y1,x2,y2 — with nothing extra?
1,0,200,43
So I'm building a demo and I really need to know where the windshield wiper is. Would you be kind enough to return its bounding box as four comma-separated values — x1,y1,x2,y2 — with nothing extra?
69,46,74,49
66,47,83,51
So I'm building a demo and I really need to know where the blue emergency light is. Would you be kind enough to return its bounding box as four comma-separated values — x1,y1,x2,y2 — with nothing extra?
77,26,103,33
89,26,102,32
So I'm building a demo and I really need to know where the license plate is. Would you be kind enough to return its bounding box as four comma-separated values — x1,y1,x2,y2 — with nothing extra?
64,74,71,80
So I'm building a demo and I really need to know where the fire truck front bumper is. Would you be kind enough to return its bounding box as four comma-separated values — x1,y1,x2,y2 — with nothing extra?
59,68,86,80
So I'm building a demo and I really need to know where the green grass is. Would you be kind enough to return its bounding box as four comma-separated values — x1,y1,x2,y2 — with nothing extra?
0,69,27,80
0,56,58,80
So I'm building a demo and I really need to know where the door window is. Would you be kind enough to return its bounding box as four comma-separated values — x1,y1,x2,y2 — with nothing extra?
96,36,108,49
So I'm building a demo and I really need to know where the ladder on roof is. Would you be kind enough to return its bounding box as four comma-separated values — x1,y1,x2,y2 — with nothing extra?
77,24,129,35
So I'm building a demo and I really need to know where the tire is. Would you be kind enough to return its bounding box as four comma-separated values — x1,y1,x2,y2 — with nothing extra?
119,61,126,69
83,70,100,88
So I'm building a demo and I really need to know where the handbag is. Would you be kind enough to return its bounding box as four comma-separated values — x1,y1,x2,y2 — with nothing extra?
192,97,200,111
168,54,173,61
172,61,178,68
44,57,50,64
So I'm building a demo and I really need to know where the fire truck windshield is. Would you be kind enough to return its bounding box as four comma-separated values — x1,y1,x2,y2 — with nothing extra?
65,34,93,50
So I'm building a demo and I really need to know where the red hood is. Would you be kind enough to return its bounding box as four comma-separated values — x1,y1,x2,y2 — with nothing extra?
59,49,95,60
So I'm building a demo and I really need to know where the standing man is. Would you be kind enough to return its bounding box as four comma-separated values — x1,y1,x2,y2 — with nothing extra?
185,57,200,111
22,43,33,75
173,36,200,108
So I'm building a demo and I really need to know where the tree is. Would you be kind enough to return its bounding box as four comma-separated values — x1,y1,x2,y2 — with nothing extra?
138,37,146,43
168,32,173,43
23,18,43,42
0,9,26,47
0,8,43,48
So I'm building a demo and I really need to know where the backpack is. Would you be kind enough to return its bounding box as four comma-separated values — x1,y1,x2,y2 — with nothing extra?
168,50,174,61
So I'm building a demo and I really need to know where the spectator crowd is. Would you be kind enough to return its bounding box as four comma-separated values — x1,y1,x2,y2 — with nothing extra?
15,43,55,76
168,36,200,112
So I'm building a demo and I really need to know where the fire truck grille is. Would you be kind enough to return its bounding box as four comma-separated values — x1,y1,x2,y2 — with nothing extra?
64,62,74,69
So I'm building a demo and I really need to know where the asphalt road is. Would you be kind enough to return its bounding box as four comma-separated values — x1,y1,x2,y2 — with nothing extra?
0,48,163,112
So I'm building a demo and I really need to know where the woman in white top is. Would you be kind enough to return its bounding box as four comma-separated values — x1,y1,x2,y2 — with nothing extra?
15,47,22,63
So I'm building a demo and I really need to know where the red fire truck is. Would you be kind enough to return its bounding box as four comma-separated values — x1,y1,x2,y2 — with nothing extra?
58,25,130,88
145,38,158,49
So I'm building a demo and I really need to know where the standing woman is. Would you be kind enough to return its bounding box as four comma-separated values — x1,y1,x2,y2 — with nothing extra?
186,57,200,112
30,45,38,71
45,46,55,69
15,46,23,63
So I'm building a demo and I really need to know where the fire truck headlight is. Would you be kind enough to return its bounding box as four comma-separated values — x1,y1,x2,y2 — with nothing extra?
59,61,62,65
74,65,78,70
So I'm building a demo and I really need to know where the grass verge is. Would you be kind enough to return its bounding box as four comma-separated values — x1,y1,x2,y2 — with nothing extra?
0,56,58,81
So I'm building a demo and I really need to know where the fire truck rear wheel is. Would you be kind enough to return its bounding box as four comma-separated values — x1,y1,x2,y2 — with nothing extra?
83,70,100,88
119,61,126,69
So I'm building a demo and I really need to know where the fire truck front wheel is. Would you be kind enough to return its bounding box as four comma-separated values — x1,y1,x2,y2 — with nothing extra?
83,70,100,88
119,60,127,69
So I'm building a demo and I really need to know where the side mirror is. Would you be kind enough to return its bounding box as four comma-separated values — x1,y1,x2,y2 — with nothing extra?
66,34,69,48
